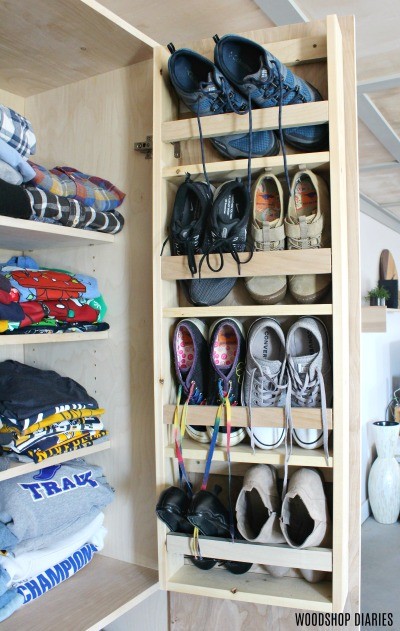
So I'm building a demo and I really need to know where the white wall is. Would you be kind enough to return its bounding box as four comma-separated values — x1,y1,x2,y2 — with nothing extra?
360,213,400,520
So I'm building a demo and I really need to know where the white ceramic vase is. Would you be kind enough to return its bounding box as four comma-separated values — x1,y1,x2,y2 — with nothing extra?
368,421,400,524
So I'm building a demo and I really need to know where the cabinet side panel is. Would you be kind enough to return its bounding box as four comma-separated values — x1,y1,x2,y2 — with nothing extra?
23,60,157,568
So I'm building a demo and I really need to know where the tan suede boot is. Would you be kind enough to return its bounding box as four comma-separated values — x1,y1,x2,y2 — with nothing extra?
236,464,289,578
281,468,332,583
245,172,287,304
285,169,331,304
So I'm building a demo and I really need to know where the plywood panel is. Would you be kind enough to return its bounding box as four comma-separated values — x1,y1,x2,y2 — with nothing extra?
0,555,158,631
358,120,394,167
99,0,274,46
359,168,400,205
0,88,24,114
298,0,400,82
168,14,360,627
23,60,157,570
0,0,154,96
369,87,400,137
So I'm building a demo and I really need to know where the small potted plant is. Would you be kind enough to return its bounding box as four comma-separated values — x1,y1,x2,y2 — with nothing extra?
365,284,390,306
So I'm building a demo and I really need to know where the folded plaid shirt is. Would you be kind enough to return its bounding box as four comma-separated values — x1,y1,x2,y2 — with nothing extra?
25,187,124,234
0,105,36,158
29,163,125,211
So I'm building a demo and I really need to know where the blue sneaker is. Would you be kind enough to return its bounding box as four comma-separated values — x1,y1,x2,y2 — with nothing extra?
167,44,279,159
213,34,328,151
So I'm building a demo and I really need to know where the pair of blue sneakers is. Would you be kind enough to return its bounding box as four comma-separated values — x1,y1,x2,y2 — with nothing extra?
167,34,328,160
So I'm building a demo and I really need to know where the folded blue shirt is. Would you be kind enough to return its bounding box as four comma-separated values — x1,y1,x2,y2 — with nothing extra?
0,139,35,182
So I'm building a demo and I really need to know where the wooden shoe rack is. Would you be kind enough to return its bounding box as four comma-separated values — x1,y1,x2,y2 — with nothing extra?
153,15,360,613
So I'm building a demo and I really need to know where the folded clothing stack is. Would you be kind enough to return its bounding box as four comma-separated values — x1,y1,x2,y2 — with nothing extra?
0,459,114,621
0,103,125,234
0,255,108,336
0,360,108,462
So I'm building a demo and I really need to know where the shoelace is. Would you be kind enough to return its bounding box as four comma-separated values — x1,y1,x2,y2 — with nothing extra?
160,173,210,276
247,366,287,453
173,381,202,496
247,57,294,195
282,356,329,496
192,379,234,559
195,72,255,278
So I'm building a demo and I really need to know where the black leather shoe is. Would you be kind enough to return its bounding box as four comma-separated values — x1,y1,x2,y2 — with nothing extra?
156,486,218,570
187,489,253,575
156,486,193,534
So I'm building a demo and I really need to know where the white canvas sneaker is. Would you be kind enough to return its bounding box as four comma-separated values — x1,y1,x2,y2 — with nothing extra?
281,467,332,582
285,169,331,304
242,318,287,449
236,464,289,578
245,172,287,305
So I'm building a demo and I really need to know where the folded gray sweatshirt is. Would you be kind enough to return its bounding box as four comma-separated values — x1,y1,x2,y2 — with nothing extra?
0,459,114,552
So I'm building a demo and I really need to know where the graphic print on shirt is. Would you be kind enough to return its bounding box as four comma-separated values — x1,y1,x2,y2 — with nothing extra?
33,464,62,481
7,270,86,300
18,469,99,501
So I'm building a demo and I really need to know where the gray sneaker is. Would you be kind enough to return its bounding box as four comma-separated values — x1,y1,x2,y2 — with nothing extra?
242,318,287,449
285,317,332,457
236,464,289,578
245,172,287,305
281,467,332,582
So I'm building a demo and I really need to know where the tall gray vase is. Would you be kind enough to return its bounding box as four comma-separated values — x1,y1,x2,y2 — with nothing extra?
368,421,400,524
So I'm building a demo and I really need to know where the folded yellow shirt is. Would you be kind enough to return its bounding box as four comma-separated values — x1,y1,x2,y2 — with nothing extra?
0,407,106,436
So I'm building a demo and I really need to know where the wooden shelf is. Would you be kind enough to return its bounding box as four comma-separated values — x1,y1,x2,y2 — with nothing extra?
167,533,332,572
0,330,109,346
0,0,155,97
167,565,333,612
0,554,159,631
163,152,330,182
162,101,329,143
161,249,332,281
361,306,400,332
0,441,111,482
163,304,333,318
361,306,387,332
163,404,333,430
163,304,332,318
0,216,114,250
166,437,333,468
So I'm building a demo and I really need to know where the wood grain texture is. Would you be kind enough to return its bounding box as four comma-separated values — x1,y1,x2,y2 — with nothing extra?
163,404,333,429
167,533,333,571
0,0,154,96
0,331,108,347
327,14,350,612
23,59,157,571
0,555,158,631
0,441,110,482
165,438,333,468
162,249,332,280
163,304,333,318
163,152,330,182
96,0,274,46
0,216,114,250
168,566,332,613
0,88,25,114
361,306,387,333
162,101,329,143
168,15,360,627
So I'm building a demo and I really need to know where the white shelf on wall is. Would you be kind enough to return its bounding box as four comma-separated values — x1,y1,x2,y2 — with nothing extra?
0,441,111,482
361,305,400,332
0,554,159,631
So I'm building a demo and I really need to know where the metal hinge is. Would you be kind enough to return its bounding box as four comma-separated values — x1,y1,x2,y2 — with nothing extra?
134,135,152,159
